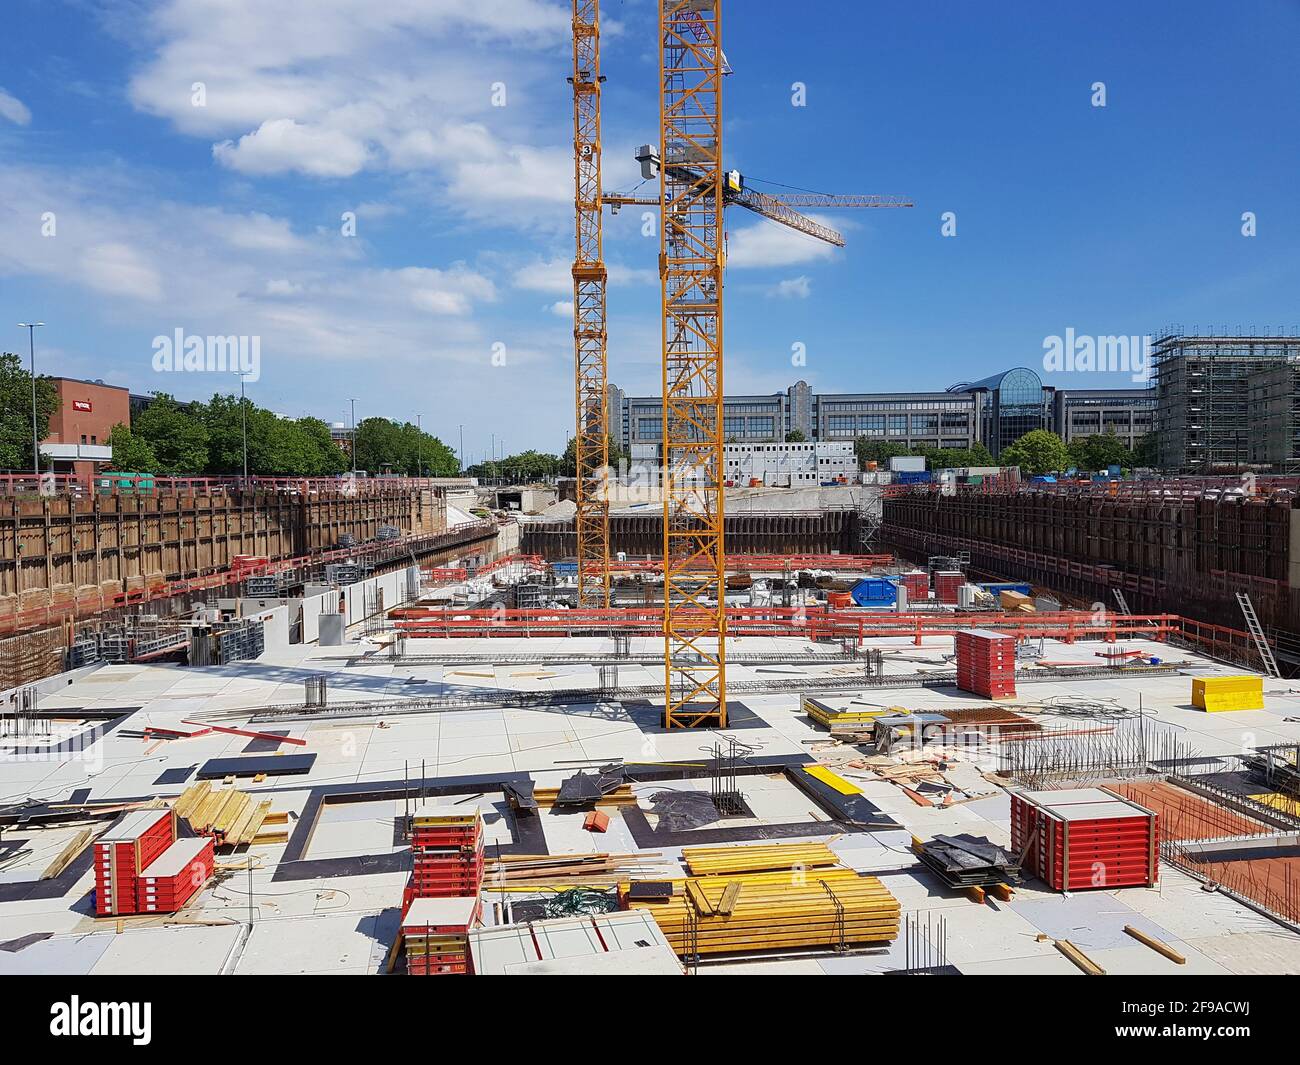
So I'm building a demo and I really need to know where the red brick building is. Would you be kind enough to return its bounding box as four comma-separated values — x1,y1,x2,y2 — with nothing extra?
41,377,131,479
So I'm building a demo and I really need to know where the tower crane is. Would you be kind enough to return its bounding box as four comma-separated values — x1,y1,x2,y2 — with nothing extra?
648,0,911,729
583,1,910,728
569,0,611,608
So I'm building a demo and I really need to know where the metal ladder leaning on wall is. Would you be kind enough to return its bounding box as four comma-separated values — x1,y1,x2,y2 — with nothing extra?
1237,591,1280,678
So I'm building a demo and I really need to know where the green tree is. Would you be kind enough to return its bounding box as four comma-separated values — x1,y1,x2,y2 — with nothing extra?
131,393,209,475
1068,431,1132,473
560,434,628,477
1001,429,1071,475
1131,432,1159,469
784,428,807,443
107,423,159,473
0,352,59,471
920,443,996,471
353,417,457,475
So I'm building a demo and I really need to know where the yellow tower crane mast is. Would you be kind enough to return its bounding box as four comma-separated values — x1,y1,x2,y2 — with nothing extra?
599,1,911,728
570,0,611,608
658,0,728,728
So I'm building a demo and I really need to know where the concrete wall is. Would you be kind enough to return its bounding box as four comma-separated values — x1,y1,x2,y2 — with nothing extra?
300,565,419,643
0,486,445,625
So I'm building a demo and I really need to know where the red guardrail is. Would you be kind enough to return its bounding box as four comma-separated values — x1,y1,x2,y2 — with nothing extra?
390,605,1181,645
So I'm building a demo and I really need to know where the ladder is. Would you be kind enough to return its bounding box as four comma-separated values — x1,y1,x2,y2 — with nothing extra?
1111,588,1132,616
1236,592,1280,678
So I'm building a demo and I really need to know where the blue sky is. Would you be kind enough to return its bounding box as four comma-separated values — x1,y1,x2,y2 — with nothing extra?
1,0,1297,462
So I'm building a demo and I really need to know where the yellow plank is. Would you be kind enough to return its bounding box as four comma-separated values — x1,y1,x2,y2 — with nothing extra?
803,765,862,796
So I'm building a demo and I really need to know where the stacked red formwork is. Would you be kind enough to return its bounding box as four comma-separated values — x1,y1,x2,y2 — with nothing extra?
94,809,176,917
900,571,929,602
402,803,485,911
934,571,964,604
136,836,215,913
1010,788,1159,891
402,896,482,975
954,628,1016,699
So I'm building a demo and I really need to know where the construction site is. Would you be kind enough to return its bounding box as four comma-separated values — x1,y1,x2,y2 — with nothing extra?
2,1,1298,991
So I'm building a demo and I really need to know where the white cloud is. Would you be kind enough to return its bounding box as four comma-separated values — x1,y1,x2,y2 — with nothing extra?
549,300,574,317
218,211,311,253
770,275,812,299
213,119,370,178
0,89,31,126
514,256,658,295
514,257,569,295
125,0,574,216
727,215,841,268
80,242,164,301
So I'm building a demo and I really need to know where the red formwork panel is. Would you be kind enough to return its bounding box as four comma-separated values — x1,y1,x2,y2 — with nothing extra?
955,629,1016,698
93,809,177,917
135,837,214,913
1011,789,1158,891
901,571,930,601
402,896,480,975
935,571,964,604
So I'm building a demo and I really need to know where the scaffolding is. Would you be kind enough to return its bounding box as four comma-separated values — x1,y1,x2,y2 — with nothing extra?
1151,330,1300,473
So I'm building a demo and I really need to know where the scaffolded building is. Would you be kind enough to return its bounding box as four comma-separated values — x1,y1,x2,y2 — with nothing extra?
1152,332,1300,472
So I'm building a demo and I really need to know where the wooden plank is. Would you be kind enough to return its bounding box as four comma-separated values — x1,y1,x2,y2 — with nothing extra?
1123,925,1186,964
1055,939,1106,975
684,880,715,916
717,881,742,916
173,781,210,820
41,827,93,880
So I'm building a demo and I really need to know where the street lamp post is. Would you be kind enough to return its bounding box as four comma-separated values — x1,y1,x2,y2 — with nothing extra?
17,322,45,478
237,371,251,481
458,424,464,474
415,413,422,479
349,399,358,475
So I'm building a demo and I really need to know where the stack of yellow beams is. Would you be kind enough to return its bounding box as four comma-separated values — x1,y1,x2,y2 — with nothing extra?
1000,590,1035,612
1191,675,1264,712
623,866,900,956
682,842,839,876
620,842,900,956
802,697,895,730
532,784,638,808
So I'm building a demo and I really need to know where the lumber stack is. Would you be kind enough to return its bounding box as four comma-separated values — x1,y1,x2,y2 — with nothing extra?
173,781,274,848
623,867,900,956
681,841,840,877
532,783,638,808
483,851,665,890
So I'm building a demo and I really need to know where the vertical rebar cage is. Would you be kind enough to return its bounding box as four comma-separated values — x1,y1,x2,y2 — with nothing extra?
659,0,727,728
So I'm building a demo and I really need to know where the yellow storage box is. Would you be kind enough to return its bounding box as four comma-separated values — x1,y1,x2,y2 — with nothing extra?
1191,675,1264,712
